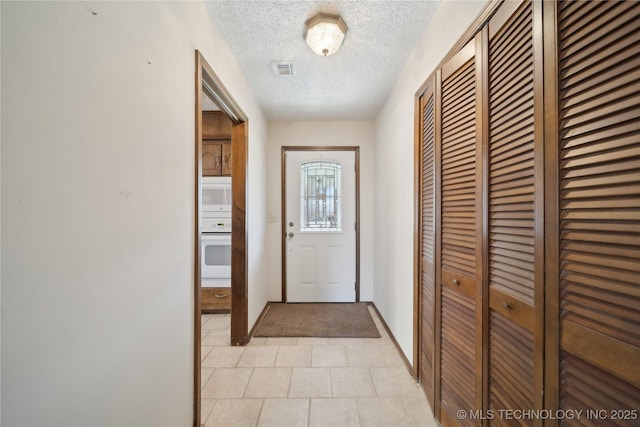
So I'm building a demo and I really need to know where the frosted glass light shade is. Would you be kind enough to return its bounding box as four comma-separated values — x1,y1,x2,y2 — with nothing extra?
304,13,347,57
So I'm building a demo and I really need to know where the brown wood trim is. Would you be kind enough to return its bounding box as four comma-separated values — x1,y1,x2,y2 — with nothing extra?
413,93,422,380
281,146,361,303
230,121,248,346
532,0,546,420
489,288,534,331
193,50,203,427
474,30,486,418
201,135,231,141
441,39,475,81
369,303,414,377
415,0,503,98
541,0,560,422
433,68,444,421
283,146,360,151
414,80,437,409
489,0,523,38
561,320,640,389
355,149,360,303
281,147,287,303
478,27,490,422
199,58,247,124
194,50,249,426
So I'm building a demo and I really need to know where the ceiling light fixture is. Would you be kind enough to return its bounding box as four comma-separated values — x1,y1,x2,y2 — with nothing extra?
303,13,347,57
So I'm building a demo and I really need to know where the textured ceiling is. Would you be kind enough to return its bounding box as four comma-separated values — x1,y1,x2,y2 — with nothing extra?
204,0,440,120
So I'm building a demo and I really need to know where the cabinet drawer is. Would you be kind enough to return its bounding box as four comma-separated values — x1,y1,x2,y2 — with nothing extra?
201,287,231,313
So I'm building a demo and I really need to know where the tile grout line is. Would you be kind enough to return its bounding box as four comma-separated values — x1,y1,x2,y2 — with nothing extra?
254,398,265,427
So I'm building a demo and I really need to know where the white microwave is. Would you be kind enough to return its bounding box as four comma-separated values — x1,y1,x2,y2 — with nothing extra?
202,176,231,213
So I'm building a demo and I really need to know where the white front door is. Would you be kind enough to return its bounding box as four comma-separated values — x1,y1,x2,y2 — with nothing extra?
285,150,356,302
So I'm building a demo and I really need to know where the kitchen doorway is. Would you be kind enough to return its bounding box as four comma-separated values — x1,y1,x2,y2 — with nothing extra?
194,50,248,427
281,146,360,303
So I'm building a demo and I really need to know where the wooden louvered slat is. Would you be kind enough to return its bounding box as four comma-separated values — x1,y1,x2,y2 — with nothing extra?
441,286,475,427
420,92,436,405
558,0,604,32
558,0,640,410
489,0,535,309
441,56,477,278
489,311,534,427
560,352,640,426
560,56,640,103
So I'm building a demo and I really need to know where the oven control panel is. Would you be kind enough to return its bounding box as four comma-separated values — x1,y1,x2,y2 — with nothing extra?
202,218,232,233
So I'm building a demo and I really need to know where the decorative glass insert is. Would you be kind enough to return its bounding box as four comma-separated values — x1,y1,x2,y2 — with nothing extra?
300,161,341,231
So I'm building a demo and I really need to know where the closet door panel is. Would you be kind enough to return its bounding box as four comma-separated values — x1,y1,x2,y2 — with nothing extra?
439,39,479,426
441,286,476,426
558,0,640,417
420,88,436,406
560,352,640,425
488,0,535,307
487,0,540,422
489,310,534,427
441,57,478,279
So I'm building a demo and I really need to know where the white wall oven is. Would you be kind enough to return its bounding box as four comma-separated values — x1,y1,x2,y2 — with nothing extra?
201,232,231,285
201,177,232,287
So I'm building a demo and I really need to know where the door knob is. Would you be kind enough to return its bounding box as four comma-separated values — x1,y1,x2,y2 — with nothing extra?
288,232,294,238
289,222,294,227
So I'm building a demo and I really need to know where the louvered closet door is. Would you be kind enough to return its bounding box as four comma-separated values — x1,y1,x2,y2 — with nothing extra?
420,86,436,407
557,0,640,420
438,38,481,427
486,1,542,424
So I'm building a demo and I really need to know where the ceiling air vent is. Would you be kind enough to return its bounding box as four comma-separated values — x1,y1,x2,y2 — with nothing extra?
271,62,296,77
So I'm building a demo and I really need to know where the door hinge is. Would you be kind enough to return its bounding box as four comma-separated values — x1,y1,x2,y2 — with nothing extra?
354,222,357,231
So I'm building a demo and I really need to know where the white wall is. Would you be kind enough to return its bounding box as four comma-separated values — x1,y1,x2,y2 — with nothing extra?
266,121,375,302
0,2,3,423
0,1,268,426
373,0,488,363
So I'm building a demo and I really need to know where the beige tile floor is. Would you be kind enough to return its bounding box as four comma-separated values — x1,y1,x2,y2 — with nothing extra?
200,307,438,427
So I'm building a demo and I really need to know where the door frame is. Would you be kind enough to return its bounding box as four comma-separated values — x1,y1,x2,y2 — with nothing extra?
194,50,249,427
281,146,360,303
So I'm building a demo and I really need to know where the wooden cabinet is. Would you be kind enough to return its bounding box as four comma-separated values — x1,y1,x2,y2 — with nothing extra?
202,140,232,176
202,111,232,176
416,0,640,425
202,111,232,139
201,287,231,313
